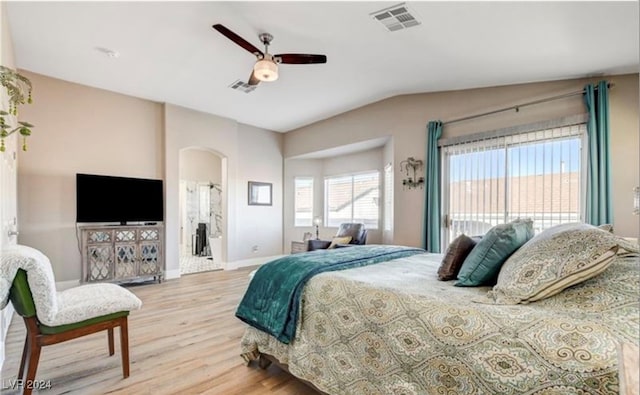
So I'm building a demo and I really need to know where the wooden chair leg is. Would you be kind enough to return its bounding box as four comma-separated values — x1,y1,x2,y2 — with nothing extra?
120,317,130,378
18,334,29,380
23,340,42,395
108,328,115,356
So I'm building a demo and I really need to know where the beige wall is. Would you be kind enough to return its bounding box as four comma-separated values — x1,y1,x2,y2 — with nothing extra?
285,74,640,247
236,123,284,259
17,71,163,282
608,77,640,238
179,148,222,183
16,74,283,281
164,104,283,276
164,104,236,278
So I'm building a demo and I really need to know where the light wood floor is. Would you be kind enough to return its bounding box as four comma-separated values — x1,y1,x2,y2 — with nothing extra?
1,267,318,395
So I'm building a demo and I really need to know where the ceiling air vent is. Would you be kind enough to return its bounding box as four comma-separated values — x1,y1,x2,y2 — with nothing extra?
228,80,256,93
370,3,421,32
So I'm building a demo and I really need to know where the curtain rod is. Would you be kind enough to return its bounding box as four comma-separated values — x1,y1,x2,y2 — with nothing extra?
443,83,614,126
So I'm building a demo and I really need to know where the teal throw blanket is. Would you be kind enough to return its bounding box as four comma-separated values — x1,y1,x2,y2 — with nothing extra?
236,245,424,344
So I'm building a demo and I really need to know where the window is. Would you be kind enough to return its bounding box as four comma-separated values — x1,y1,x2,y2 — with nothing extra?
294,177,313,226
442,123,585,244
325,171,380,229
384,163,393,232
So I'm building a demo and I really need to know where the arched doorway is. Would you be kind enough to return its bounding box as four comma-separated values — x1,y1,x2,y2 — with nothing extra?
178,147,225,274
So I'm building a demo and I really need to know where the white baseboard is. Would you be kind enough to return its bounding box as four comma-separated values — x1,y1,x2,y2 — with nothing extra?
55,274,175,286
225,255,284,270
56,279,80,291
62,259,280,283
164,269,181,280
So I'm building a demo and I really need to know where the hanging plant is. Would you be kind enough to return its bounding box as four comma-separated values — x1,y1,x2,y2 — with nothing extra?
0,65,34,152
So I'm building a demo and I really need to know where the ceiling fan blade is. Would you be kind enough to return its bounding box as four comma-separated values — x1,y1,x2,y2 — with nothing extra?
212,24,263,57
276,54,327,64
248,70,260,86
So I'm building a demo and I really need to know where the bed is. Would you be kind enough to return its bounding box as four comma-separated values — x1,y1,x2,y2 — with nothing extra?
238,240,639,394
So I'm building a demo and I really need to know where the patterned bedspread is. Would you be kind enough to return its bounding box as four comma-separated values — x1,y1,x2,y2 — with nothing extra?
240,253,639,395
236,245,423,343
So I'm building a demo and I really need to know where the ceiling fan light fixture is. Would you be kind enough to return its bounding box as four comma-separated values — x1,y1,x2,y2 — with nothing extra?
213,24,326,86
254,59,278,82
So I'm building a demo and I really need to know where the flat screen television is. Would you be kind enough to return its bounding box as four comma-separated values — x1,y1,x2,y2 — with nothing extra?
76,173,164,224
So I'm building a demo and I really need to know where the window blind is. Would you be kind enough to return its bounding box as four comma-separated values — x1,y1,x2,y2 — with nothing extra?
325,172,379,229
294,177,313,227
353,172,380,228
442,123,585,243
384,163,393,232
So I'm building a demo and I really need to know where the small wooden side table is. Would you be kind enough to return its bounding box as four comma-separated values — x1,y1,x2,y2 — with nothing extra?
290,241,308,254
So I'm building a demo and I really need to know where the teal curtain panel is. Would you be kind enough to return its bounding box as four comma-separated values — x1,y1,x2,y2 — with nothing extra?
583,80,612,225
424,120,443,252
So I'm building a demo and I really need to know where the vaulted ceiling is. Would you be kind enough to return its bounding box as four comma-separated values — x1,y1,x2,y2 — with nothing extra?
5,1,639,132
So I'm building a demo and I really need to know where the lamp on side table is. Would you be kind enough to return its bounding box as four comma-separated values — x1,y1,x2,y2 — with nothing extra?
313,216,322,239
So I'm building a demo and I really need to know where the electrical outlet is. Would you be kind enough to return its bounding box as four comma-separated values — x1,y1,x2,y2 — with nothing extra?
252,245,259,253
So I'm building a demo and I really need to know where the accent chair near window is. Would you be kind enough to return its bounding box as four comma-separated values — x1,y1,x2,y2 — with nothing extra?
307,223,368,251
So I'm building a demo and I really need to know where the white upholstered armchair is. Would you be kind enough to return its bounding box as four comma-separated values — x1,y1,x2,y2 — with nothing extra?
0,245,142,395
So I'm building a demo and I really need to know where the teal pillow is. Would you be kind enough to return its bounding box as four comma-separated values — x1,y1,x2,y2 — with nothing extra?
455,219,534,287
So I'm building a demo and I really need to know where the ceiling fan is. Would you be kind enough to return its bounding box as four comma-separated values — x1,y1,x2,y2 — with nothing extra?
212,24,327,86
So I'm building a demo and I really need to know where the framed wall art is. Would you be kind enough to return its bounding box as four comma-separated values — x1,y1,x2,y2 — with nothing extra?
248,181,272,206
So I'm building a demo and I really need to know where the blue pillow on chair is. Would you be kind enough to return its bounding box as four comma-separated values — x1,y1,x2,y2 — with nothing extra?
456,219,534,287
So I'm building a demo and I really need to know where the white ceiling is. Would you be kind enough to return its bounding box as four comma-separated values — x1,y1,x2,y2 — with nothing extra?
5,1,639,133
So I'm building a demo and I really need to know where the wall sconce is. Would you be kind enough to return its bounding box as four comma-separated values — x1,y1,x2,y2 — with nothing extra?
400,157,424,190
313,216,322,239
634,186,639,215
